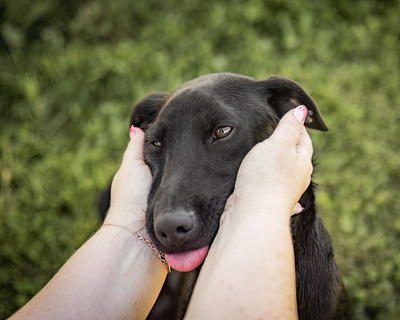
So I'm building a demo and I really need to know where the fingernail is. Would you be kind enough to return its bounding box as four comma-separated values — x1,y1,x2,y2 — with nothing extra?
295,203,305,214
129,125,136,139
293,105,307,124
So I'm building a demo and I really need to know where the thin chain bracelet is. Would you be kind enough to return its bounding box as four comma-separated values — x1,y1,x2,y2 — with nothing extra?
102,224,171,273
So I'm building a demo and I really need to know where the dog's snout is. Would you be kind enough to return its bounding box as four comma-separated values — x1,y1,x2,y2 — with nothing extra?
154,212,197,248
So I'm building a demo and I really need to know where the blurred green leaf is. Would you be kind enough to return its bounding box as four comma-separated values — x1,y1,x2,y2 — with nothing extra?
1,0,399,318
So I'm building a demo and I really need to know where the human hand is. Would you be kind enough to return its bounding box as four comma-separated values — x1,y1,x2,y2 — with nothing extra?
187,106,311,318
104,126,152,233
228,105,313,219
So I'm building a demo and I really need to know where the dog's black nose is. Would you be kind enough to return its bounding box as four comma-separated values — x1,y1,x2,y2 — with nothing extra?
154,212,197,247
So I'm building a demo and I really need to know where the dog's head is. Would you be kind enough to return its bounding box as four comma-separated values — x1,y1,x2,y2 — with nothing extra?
130,73,327,271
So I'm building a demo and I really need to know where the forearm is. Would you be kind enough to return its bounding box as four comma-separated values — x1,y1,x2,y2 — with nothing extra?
11,224,167,320
186,196,298,320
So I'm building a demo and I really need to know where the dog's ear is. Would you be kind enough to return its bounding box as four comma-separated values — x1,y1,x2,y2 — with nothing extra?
261,76,328,131
130,92,168,130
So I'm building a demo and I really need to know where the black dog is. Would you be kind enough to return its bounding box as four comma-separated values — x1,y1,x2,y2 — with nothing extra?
98,73,352,319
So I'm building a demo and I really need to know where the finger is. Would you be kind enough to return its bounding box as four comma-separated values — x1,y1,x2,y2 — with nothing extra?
268,105,308,147
121,125,147,167
296,126,313,162
291,202,305,215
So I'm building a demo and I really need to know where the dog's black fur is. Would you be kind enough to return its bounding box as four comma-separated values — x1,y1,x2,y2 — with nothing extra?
98,73,352,320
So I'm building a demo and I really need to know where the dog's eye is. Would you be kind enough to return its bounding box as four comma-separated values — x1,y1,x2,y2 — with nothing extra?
151,141,162,148
213,126,233,140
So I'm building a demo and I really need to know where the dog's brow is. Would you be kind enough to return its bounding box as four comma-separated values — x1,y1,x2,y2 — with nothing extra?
146,124,166,140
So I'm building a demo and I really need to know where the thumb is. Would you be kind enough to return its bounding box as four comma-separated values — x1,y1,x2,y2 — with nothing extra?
268,105,308,147
120,125,147,168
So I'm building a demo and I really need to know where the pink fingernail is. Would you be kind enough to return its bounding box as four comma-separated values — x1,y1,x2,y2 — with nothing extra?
293,105,307,124
296,203,305,214
129,125,136,139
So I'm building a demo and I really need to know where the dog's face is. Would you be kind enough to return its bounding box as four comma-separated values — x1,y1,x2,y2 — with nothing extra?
131,73,327,271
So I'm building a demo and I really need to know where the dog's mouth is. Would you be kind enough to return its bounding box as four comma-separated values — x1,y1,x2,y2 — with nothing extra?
150,194,231,272
161,201,306,272
164,245,210,272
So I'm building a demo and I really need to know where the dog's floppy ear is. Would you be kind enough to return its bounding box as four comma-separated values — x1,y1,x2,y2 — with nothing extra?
130,92,168,130
262,76,328,131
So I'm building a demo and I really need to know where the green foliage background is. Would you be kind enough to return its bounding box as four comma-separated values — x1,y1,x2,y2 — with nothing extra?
0,0,399,318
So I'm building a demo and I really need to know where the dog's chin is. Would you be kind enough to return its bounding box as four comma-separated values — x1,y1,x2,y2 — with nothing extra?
164,245,209,272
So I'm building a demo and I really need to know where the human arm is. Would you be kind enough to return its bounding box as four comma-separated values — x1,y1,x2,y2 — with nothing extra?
10,127,168,320
185,105,313,319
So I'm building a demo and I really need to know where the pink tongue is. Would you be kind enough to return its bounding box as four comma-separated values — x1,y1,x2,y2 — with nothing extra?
164,245,209,272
